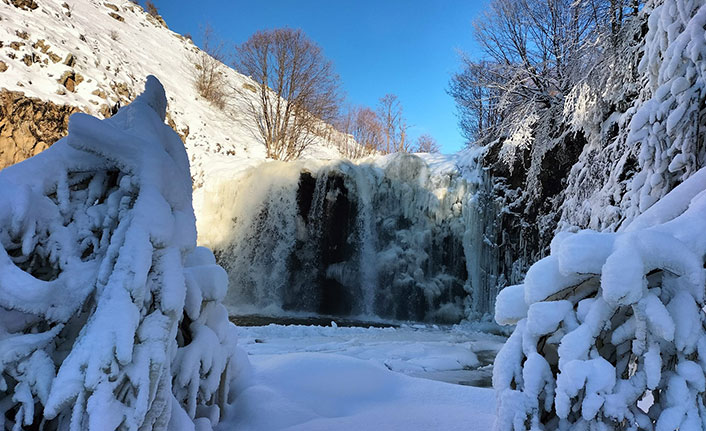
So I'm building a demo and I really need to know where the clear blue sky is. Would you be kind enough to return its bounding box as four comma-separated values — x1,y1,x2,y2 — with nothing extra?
152,1,487,153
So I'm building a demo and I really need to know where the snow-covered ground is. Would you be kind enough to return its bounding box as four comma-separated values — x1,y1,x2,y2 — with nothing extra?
219,323,503,430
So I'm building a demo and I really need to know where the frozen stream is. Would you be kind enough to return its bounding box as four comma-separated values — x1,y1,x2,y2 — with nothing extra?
233,321,507,388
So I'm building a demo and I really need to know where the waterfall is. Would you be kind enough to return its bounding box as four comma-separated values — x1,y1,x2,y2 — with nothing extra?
196,149,500,323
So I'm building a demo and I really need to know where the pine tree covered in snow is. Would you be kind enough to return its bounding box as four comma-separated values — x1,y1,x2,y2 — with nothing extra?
0,76,240,430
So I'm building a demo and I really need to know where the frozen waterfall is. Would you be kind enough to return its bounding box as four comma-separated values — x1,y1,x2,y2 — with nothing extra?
196,149,500,323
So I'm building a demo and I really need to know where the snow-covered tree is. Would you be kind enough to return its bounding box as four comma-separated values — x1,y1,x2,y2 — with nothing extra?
493,4,706,425
234,28,341,161
560,0,706,231
0,76,242,430
622,0,706,219
496,163,706,430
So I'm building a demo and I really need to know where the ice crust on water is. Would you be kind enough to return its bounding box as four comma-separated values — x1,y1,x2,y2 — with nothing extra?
0,76,241,430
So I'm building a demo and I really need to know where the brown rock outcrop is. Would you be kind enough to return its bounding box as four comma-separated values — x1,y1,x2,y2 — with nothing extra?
0,89,79,170
108,12,124,22
0,88,185,171
57,70,84,92
9,0,38,10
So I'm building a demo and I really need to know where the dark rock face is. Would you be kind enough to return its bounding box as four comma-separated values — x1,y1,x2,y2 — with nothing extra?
216,157,492,324
484,129,587,285
283,171,360,316
475,14,652,286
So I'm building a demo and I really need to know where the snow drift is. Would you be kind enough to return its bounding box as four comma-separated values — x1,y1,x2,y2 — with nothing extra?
197,149,500,323
0,76,240,430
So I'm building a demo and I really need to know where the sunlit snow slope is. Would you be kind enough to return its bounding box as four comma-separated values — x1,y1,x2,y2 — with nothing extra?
0,0,348,185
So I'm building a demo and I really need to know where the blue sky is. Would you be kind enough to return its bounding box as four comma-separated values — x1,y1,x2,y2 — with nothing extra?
153,1,488,153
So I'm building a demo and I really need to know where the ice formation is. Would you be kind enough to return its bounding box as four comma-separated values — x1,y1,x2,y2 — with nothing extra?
197,149,500,322
0,76,240,430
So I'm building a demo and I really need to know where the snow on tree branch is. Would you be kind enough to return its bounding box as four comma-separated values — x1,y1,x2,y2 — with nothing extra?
624,0,706,219
0,76,242,430
494,168,706,430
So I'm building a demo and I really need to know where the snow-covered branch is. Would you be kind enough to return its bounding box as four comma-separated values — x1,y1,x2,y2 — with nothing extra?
494,166,706,430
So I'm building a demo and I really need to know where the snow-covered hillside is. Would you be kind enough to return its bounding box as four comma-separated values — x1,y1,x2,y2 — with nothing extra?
0,0,348,185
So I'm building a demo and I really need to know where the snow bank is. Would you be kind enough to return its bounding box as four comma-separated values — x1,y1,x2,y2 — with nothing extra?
494,161,706,429
232,322,508,384
220,352,496,431
0,76,242,430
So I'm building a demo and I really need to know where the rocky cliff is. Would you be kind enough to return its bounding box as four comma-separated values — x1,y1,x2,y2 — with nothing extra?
481,1,706,287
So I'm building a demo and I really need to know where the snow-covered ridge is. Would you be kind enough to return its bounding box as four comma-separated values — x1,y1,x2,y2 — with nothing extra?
0,76,242,430
0,0,348,185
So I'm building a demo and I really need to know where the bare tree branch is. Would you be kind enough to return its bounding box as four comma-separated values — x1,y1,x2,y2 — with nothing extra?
233,28,341,161
415,134,440,153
